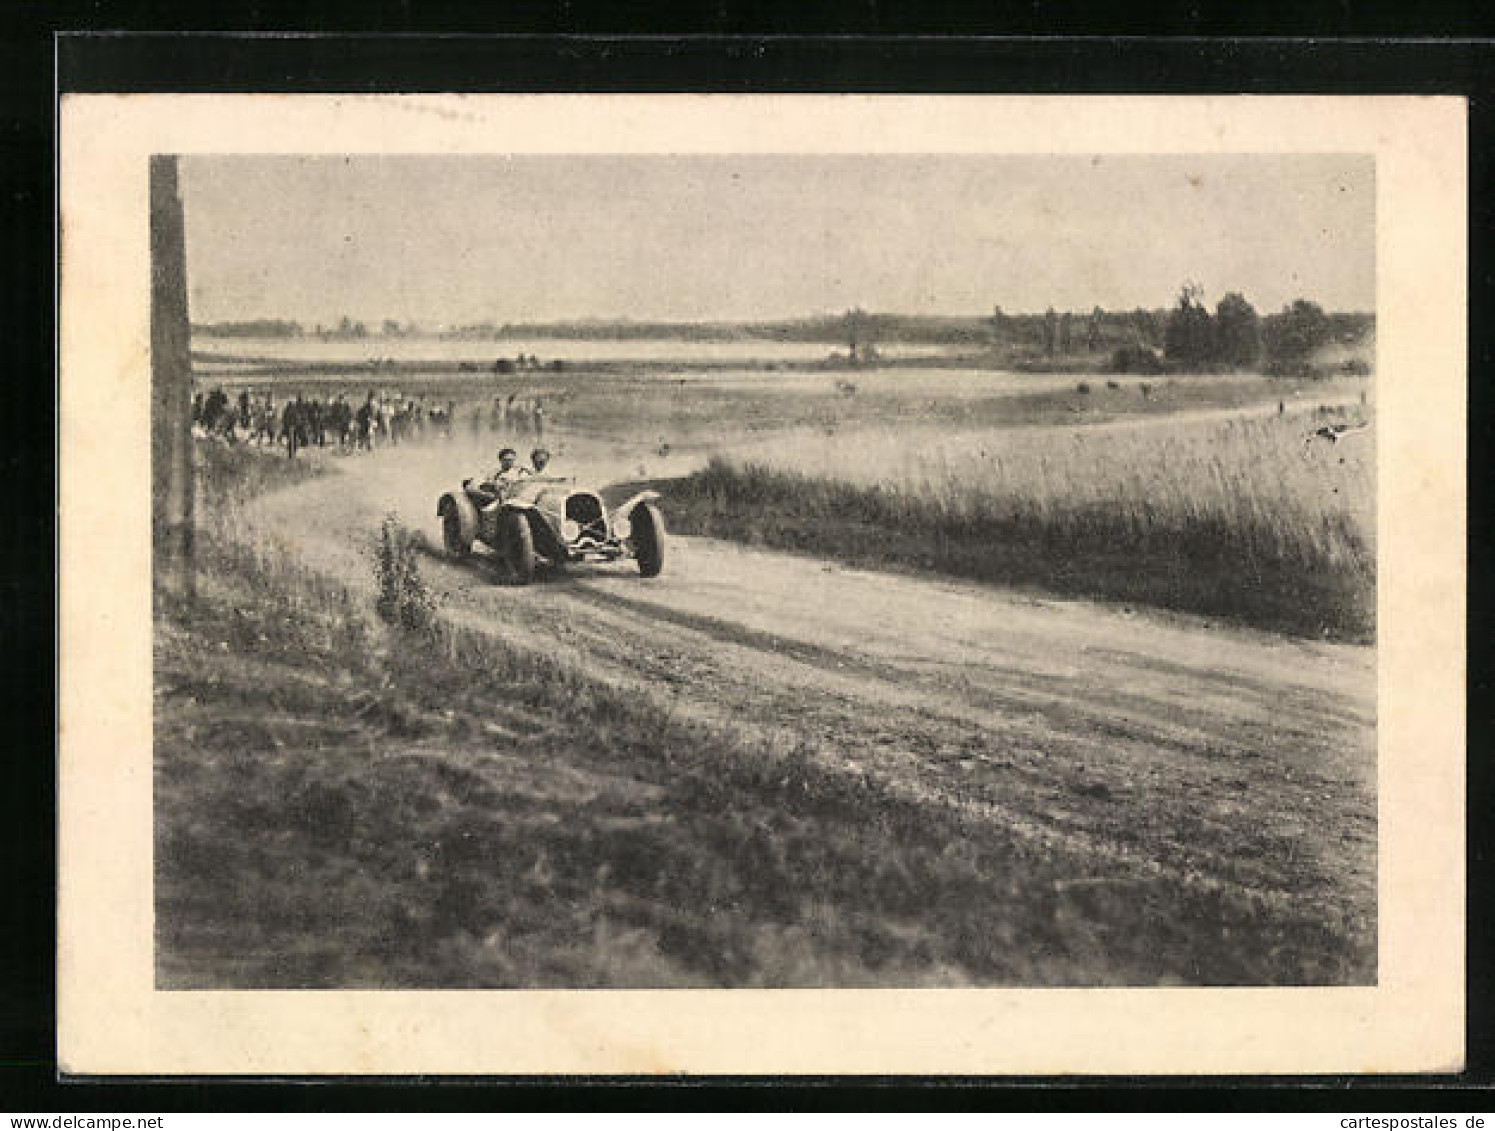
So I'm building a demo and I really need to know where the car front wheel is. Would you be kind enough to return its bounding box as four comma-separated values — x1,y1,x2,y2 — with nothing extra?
440,500,472,557
631,502,666,578
500,510,536,584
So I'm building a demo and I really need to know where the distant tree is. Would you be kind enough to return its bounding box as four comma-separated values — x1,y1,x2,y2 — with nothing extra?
844,307,868,362
1212,292,1262,368
1043,308,1059,356
1087,306,1104,351
1164,282,1214,368
1132,307,1160,348
1111,344,1164,374
1326,311,1376,347
1058,312,1073,354
989,305,1007,346
382,318,403,337
194,318,303,338
1264,299,1332,365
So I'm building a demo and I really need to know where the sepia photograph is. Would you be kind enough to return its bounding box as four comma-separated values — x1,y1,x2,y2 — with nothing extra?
58,94,1464,1075
152,151,1378,990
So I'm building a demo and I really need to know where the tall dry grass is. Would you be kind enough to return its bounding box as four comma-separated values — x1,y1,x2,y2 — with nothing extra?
672,409,1375,639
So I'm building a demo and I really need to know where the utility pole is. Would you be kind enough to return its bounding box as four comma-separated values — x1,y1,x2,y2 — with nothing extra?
150,155,194,601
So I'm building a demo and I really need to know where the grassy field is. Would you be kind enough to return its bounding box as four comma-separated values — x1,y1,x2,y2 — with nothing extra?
662,407,1375,640
153,441,1372,987
197,361,1347,447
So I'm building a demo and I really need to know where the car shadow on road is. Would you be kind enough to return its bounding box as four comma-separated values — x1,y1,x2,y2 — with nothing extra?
413,538,513,586
414,537,620,590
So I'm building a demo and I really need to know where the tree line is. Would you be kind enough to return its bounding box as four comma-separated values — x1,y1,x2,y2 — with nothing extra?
193,316,417,339
989,288,1372,375
1157,285,1363,373
192,295,1372,374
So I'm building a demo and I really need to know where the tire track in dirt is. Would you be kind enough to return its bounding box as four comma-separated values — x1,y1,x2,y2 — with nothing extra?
479,563,1372,909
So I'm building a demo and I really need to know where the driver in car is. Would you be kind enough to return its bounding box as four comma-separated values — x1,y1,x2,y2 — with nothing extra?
467,446,529,505
529,447,552,475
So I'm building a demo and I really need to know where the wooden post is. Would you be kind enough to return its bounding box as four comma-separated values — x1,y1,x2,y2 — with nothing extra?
150,155,194,601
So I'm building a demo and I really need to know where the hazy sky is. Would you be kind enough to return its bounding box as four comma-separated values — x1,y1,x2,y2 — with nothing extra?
181,154,1374,325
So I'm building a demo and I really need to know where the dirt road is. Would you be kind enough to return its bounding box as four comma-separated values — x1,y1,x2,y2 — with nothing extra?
248,431,1377,981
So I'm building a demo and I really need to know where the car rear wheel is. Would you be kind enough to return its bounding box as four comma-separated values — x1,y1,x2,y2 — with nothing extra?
631,502,666,578
440,500,472,557
500,510,536,584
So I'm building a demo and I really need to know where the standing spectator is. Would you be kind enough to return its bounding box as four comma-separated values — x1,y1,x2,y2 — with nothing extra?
281,397,301,459
355,395,374,451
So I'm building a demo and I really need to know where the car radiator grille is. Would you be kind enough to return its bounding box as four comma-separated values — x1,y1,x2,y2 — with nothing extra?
565,493,608,541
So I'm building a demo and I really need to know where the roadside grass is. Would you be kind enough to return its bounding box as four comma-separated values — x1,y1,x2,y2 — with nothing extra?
662,410,1374,641
194,435,325,507
374,515,437,631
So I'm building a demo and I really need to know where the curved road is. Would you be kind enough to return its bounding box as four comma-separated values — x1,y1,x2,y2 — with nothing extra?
248,429,1377,981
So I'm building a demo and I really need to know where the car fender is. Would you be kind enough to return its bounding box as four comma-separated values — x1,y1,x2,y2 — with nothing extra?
437,489,479,546
616,489,662,517
497,497,544,521
498,499,565,560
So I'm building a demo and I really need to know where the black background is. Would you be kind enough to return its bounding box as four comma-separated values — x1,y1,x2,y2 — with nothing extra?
4,13,1492,1110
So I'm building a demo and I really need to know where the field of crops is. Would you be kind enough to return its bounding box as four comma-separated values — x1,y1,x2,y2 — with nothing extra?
668,405,1375,639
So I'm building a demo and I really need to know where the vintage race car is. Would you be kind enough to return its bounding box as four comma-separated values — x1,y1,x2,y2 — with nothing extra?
436,475,666,583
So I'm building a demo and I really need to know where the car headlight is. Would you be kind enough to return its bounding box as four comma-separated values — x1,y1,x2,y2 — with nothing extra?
613,514,631,540
561,520,580,542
